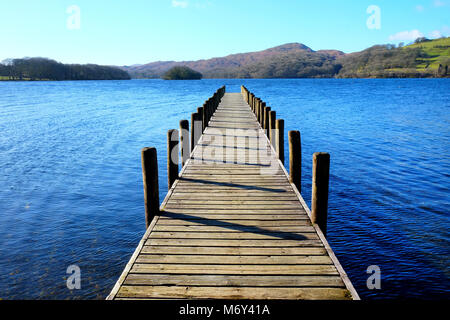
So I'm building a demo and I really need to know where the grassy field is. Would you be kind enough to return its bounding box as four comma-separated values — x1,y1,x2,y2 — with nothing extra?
405,37,450,71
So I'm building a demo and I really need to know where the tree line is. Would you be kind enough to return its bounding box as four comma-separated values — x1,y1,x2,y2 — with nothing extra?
0,58,131,81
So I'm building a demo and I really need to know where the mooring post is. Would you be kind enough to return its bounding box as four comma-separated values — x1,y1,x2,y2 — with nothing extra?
276,119,284,164
311,152,330,237
264,106,271,135
288,130,301,193
191,113,200,151
197,107,204,132
141,147,159,228
190,113,196,152
259,101,264,125
269,110,276,145
255,98,259,120
179,120,189,167
167,129,179,189
260,102,266,126
203,102,208,130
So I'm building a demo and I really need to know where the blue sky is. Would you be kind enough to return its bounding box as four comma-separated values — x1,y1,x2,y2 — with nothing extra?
0,0,448,65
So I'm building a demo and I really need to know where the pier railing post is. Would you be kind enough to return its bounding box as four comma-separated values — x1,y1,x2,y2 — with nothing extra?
276,119,284,164
191,113,202,151
179,120,189,167
167,129,179,189
197,107,204,132
255,98,260,120
311,152,330,237
259,101,265,125
288,130,301,193
269,110,276,145
141,147,159,228
203,103,208,130
260,102,266,126
264,106,271,136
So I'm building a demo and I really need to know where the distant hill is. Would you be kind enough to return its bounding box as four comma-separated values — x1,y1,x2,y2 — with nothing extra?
124,43,345,79
124,38,449,79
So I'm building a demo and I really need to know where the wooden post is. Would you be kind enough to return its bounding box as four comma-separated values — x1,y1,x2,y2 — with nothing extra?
264,106,271,135
197,107,204,132
141,147,159,228
203,103,208,130
276,119,284,164
259,102,266,126
269,110,276,145
179,120,189,167
311,152,330,237
167,129,179,189
288,130,301,193
259,100,263,124
190,113,196,152
191,113,202,151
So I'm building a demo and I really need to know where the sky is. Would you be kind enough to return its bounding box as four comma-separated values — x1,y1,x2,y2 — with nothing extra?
0,0,449,65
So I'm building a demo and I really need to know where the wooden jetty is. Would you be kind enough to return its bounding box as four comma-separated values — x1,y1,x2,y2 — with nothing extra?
107,86,359,300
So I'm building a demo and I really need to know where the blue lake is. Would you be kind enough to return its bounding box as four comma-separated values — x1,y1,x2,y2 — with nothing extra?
0,79,449,299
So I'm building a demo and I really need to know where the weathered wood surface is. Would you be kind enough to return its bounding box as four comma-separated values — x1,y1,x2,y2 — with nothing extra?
108,92,359,300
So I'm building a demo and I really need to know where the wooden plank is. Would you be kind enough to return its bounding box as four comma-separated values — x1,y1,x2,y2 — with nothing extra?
116,286,350,300
166,200,303,205
124,274,345,287
130,263,339,275
158,214,308,220
149,231,319,240
145,239,324,247
140,246,328,256
135,254,333,265
155,219,312,226
153,225,315,232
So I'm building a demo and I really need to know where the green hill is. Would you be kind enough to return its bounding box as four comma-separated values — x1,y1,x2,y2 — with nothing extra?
406,37,450,72
337,37,449,78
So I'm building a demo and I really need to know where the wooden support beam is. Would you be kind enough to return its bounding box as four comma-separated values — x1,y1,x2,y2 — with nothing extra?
288,130,301,193
264,106,271,136
276,119,284,164
197,107,204,132
179,120,189,167
269,110,276,145
141,147,159,228
311,152,330,237
167,129,179,189
191,113,202,152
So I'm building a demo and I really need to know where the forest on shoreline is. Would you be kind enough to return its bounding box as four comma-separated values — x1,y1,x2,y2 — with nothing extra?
0,58,130,81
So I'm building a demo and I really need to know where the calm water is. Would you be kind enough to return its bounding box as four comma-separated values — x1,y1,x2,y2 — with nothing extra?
0,79,449,300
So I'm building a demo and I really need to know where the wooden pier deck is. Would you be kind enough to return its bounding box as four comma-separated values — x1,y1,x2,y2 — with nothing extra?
107,90,359,300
